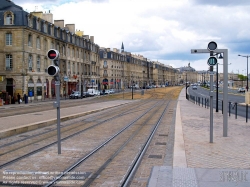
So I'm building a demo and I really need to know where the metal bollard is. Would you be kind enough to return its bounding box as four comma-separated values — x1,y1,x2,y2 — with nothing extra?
246,104,248,123
235,102,237,119
229,102,231,117
222,100,223,114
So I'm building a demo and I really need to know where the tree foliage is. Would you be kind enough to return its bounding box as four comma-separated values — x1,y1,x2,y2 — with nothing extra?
238,74,247,80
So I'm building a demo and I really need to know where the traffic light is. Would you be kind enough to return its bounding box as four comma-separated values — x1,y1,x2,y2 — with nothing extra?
207,41,217,67
47,49,60,79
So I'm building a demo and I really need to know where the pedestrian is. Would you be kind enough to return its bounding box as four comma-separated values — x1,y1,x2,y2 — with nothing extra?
17,93,21,104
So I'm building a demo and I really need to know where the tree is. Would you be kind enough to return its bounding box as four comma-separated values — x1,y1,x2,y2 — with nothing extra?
238,74,247,87
238,74,247,81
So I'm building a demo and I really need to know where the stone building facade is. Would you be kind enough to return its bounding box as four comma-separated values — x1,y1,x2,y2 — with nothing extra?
0,0,100,101
99,46,178,89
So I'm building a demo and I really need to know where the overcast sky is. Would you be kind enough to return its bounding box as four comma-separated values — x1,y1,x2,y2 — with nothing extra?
13,0,250,74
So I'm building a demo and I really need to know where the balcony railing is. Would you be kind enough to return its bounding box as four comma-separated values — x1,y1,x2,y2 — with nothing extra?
103,64,108,69
103,73,108,77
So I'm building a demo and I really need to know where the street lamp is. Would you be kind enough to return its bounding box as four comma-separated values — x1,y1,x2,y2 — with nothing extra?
238,54,249,91
131,74,134,100
215,53,223,112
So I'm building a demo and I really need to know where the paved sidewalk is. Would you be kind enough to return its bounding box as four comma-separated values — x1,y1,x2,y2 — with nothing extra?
0,100,133,139
148,88,250,187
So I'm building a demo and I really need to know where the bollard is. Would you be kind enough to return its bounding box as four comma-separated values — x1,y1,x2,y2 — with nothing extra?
222,100,223,114
246,104,248,123
202,98,203,107
229,102,231,117
235,102,237,119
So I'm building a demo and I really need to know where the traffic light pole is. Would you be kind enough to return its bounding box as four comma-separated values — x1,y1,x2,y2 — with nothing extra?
47,49,62,154
209,69,214,143
55,78,61,154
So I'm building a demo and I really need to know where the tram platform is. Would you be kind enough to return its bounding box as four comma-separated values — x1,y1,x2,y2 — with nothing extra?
0,100,134,139
148,88,250,187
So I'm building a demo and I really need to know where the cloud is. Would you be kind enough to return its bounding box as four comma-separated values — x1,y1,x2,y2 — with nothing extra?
14,0,250,74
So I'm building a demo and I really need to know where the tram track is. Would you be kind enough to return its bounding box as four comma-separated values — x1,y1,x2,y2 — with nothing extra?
42,100,165,187
0,87,182,187
0,99,155,169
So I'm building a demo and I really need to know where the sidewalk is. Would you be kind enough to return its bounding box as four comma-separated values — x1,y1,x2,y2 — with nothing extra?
148,88,250,187
0,100,133,139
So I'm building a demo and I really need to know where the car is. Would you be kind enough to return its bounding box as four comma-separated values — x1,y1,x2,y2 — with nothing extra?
238,87,245,93
192,85,197,90
69,91,82,99
109,89,115,94
87,89,97,97
105,89,110,94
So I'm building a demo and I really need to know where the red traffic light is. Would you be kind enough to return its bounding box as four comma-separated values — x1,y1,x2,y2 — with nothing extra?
47,49,59,60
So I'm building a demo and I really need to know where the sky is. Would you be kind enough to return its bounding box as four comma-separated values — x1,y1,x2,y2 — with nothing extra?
13,0,250,74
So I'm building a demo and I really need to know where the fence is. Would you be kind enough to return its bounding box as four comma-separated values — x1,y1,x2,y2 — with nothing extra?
187,93,249,123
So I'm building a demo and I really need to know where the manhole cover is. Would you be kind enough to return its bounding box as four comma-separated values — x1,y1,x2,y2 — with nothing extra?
148,155,162,159
155,142,166,145
159,134,168,136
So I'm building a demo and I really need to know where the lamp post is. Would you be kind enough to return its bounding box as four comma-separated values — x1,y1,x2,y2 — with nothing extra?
185,73,188,99
131,74,134,100
238,54,249,91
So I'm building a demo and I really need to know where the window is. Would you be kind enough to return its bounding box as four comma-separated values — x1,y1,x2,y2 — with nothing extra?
51,41,54,49
5,13,13,25
37,56,40,72
36,19,40,30
28,34,32,47
44,40,47,51
6,54,13,70
68,61,70,71
44,58,47,72
72,62,75,74
63,46,65,56
6,33,12,46
36,37,40,49
28,55,33,71
44,22,47,33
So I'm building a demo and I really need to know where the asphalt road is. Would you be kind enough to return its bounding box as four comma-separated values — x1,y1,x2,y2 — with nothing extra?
188,86,249,120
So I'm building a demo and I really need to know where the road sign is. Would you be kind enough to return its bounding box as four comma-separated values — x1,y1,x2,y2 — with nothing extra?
64,76,69,82
207,57,217,66
91,79,95,83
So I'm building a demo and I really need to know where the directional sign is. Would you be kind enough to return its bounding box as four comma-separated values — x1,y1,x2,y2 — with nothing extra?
207,57,217,66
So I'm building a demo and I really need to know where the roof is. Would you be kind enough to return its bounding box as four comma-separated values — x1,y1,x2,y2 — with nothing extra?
0,0,23,11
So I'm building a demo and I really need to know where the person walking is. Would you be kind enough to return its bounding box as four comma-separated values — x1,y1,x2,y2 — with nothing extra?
17,93,21,104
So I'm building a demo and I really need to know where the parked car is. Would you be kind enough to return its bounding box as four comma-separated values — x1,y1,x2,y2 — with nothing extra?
87,89,97,96
238,87,245,93
109,89,115,94
105,89,110,94
69,91,82,99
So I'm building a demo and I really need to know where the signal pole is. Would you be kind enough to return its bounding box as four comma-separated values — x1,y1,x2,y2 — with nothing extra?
47,49,61,154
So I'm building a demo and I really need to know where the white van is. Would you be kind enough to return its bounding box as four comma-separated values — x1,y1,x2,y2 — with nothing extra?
87,89,99,96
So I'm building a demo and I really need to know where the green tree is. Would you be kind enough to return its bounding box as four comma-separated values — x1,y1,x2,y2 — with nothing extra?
238,74,247,81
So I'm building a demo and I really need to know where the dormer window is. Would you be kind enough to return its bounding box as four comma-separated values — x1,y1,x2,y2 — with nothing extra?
44,22,47,33
4,11,14,25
